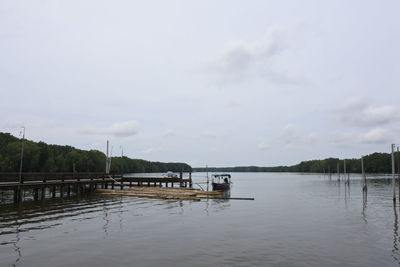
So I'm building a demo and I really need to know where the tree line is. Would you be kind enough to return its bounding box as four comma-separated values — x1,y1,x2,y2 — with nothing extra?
0,132,192,173
194,152,400,174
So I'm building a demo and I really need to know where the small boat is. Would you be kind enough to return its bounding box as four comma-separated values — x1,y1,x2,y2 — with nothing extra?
211,174,231,191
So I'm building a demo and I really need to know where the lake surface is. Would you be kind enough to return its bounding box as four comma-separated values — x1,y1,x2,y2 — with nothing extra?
1,172,400,266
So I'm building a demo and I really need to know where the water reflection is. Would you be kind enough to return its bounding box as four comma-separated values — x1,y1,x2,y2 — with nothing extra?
12,220,21,267
362,192,368,224
392,203,400,264
102,198,110,238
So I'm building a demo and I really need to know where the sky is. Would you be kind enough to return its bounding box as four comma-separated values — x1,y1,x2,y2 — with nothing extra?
1,0,399,167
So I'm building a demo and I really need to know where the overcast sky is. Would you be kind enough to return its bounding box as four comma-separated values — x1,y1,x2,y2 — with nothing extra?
1,0,399,167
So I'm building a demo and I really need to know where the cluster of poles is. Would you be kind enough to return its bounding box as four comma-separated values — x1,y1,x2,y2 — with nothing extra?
324,144,400,202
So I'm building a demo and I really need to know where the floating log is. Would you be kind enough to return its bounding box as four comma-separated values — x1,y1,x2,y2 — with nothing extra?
198,196,255,200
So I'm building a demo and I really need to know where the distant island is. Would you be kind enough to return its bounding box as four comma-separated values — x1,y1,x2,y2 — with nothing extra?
194,152,399,174
0,132,192,173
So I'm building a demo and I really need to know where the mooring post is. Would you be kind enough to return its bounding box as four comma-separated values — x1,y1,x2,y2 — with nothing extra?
343,159,347,185
392,144,396,202
337,163,340,182
328,166,331,181
362,156,367,193
398,146,400,200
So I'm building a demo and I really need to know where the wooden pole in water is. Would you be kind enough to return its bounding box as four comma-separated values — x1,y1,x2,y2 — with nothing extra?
19,126,26,184
337,163,340,182
106,140,109,174
392,144,396,202
362,156,367,193
398,146,400,201
343,159,347,184
206,165,209,191
328,166,331,180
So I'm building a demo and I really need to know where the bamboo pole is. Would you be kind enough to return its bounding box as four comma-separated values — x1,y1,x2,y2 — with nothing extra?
398,146,400,201
362,156,367,193
392,144,396,202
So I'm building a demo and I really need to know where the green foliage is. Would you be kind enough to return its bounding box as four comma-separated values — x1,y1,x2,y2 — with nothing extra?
0,132,192,173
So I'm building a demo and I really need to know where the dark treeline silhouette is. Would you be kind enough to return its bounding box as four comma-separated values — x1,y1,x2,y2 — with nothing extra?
194,152,399,174
0,132,192,173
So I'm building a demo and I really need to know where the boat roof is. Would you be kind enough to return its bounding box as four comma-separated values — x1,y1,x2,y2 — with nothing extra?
212,174,231,178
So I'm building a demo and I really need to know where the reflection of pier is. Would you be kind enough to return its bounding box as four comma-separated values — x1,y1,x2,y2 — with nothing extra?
0,172,192,203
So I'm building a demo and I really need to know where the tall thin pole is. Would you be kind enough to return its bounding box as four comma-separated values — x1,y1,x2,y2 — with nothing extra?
344,159,347,184
398,146,400,201
362,156,367,193
337,163,340,182
206,165,209,191
19,126,25,184
106,140,109,174
392,144,396,202
328,166,331,181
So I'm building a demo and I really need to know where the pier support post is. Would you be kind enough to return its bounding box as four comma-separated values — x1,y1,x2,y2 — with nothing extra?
52,186,56,198
34,188,39,200
67,185,71,196
41,187,45,200
13,189,18,203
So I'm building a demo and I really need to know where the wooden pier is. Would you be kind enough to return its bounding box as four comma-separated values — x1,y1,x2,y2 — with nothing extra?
0,172,193,203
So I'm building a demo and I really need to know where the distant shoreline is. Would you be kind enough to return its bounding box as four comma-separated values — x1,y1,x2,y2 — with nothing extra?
193,151,400,174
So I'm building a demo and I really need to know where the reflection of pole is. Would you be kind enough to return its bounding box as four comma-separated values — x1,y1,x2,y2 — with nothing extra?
392,144,396,202
19,127,25,184
393,202,399,261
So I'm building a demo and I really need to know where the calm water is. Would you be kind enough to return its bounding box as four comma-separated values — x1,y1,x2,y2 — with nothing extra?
1,172,400,266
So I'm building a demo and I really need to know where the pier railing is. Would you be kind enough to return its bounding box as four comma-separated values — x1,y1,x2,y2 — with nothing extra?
0,172,119,183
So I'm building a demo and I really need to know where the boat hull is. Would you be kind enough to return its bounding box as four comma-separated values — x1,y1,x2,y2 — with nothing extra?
212,182,230,191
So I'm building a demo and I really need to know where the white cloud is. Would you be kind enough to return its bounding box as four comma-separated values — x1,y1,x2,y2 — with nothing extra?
258,142,271,151
209,26,296,84
336,97,400,127
138,147,164,154
82,120,139,137
162,130,176,137
362,128,393,144
202,130,229,139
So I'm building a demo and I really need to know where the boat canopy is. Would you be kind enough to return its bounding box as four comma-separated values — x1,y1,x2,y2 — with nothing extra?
212,174,231,178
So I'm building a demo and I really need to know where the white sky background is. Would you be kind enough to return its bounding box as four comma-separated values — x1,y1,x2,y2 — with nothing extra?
1,0,399,167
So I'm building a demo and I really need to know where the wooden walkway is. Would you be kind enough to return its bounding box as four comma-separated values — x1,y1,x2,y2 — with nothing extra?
0,172,193,203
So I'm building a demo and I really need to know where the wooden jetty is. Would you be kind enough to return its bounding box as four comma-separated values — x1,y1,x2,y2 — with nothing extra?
0,172,193,203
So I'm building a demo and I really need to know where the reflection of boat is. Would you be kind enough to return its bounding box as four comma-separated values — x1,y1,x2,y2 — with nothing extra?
211,174,231,191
